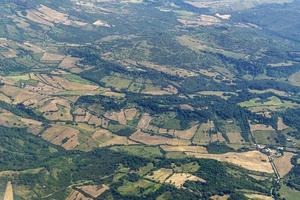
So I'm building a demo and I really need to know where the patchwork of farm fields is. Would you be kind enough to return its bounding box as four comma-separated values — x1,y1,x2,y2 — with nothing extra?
0,0,300,199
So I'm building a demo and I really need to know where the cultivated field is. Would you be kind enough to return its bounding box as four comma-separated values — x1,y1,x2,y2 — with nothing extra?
160,145,207,153
42,125,80,150
77,184,109,198
130,130,191,146
186,151,273,173
3,181,13,200
274,152,295,177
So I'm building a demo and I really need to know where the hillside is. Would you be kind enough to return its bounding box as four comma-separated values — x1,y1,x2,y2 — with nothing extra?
0,0,300,199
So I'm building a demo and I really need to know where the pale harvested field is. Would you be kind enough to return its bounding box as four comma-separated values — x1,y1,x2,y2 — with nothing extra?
199,15,221,26
23,5,87,27
73,108,86,115
249,89,289,97
130,130,191,146
198,91,236,100
13,17,30,29
59,56,81,69
177,15,220,27
186,151,273,173
274,152,295,177
137,113,152,129
158,128,168,134
139,61,197,78
0,111,21,127
92,129,113,141
41,52,65,62
184,0,291,11
210,195,229,200
45,98,71,108
42,99,73,121
210,132,226,143
93,19,111,27
227,131,244,144
165,173,205,188
24,81,62,95
121,0,144,3
38,5,68,23
245,194,273,200
66,190,92,200
289,71,300,87
0,84,24,99
20,42,43,53
1,48,17,58
101,118,109,129
163,85,178,94
215,13,231,20
39,100,59,113
177,35,207,51
0,171,19,177
52,76,98,91
14,90,43,105
77,184,109,198
180,104,194,111
277,117,289,131
20,118,42,126
142,85,177,96
173,125,198,140
75,112,92,123
4,181,13,200
21,10,54,26
37,5,87,26
160,145,207,153
42,126,80,150
249,122,275,132
0,109,42,132
88,115,103,127
98,136,137,147
142,87,173,96
104,110,127,125
0,93,12,103
124,108,138,121
192,121,213,145
101,91,125,98
145,168,173,183
92,128,136,147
